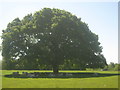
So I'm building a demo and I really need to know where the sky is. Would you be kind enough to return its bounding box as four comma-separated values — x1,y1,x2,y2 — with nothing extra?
0,0,118,64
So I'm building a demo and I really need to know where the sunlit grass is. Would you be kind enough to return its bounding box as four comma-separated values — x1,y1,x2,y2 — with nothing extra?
1,70,119,75
1,70,119,88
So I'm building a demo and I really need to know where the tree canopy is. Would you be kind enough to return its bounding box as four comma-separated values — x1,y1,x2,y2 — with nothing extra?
2,8,107,73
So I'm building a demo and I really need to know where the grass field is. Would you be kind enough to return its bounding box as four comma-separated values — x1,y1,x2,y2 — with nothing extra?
1,70,120,88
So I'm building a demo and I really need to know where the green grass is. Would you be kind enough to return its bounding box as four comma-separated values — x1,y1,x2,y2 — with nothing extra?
0,70,2,89
1,70,119,88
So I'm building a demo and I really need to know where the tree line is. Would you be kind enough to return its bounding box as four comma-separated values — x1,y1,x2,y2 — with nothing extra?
1,60,119,71
103,62,120,71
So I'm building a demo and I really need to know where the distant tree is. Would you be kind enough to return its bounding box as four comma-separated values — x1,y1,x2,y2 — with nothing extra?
108,62,115,70
2,8,107,73
0,45,2,51
0,46,2,70
114,64,119,71
103,62,120,71
0,60,1,70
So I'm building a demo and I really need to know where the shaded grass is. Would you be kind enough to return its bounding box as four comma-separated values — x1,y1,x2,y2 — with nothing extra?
4,72,120,78
2,76,118,88
1,70,119,88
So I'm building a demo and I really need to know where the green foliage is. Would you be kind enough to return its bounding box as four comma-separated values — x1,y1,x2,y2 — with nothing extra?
2,8,107,72
0,63,1,69
103,62,120,71
0,45,2,51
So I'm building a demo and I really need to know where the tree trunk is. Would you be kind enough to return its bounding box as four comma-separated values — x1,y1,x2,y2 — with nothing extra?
53,65,59,74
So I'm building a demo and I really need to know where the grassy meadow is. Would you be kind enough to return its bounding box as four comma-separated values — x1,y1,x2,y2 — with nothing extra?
1,70,119,88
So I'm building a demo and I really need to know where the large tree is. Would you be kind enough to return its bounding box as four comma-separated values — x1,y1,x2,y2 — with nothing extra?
2,8,107,73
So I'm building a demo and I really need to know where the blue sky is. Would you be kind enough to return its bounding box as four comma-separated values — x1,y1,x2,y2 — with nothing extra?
0,0,118,64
